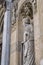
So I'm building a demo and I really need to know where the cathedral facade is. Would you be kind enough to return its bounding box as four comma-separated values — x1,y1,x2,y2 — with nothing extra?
0,0,43,65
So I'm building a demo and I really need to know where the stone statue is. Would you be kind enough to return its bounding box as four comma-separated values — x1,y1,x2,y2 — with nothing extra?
22,17,34,65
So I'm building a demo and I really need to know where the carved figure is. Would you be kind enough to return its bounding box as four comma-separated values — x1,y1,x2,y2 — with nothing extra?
23,17,34,65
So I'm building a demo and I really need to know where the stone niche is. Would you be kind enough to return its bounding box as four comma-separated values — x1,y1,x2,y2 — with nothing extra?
18,1,35,65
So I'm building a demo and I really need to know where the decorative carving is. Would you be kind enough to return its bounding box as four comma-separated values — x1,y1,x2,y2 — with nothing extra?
19,0,37,20
20,2,33,19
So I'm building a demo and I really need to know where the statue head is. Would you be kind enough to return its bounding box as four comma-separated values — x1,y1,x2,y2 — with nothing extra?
22,16,30,27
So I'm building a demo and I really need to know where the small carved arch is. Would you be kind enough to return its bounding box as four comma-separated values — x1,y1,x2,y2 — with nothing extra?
19,2,33,19
18,0,37,20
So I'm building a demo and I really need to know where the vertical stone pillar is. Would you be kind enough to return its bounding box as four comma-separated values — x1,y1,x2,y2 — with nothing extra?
22,17,35,65
1,1,12,65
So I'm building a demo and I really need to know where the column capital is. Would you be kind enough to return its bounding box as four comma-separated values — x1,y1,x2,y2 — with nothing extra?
6,1,12,11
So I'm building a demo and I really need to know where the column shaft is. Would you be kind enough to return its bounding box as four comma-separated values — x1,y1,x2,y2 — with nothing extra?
1,10,11,65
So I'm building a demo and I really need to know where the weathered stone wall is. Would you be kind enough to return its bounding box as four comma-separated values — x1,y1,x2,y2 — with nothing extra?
34,0,43,65
10,24,18,65
38,0,43,65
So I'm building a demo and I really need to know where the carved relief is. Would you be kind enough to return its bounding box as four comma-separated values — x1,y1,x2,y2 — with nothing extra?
19,0,37,19
20,2,33,19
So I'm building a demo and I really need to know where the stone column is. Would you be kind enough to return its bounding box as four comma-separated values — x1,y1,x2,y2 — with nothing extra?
1,1,12,65
22,17,35,65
